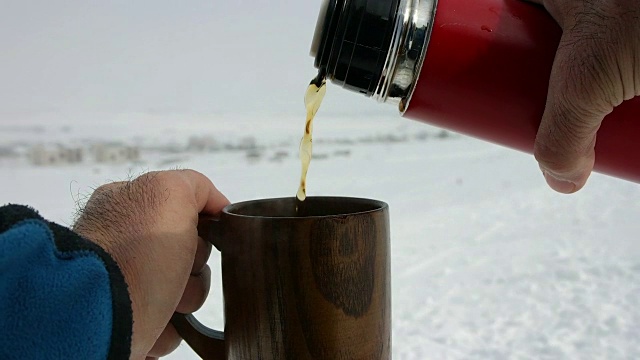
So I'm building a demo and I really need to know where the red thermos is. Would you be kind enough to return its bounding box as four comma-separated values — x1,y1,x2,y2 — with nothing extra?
310,0,640,182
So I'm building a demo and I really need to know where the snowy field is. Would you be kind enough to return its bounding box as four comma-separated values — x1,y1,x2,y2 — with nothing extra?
2,114,640,360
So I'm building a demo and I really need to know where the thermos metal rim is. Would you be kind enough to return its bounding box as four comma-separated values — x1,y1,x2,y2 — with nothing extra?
376,0,437,112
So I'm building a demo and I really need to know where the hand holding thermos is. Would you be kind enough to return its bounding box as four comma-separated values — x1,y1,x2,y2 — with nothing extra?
313,0,640,192
524,0,639,193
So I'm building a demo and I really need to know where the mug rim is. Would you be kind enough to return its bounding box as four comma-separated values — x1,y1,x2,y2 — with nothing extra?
222,196,388,219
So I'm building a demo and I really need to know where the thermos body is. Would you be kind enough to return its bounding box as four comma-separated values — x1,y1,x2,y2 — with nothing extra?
311,0,640,183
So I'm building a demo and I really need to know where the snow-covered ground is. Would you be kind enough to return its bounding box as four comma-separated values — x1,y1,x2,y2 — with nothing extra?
2,114,640,359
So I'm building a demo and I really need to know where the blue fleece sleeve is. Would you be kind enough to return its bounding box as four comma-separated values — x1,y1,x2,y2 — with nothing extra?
0,205,132,360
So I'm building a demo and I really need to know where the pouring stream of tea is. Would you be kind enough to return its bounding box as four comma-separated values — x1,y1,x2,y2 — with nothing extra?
296,72,327,202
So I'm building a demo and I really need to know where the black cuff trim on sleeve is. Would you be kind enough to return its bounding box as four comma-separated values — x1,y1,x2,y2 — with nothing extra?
0,204,133,360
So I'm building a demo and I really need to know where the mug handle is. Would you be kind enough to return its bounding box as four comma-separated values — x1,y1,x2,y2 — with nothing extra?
171,215,225,360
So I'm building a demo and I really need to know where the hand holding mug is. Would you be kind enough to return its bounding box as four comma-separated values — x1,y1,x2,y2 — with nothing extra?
73,170,229,358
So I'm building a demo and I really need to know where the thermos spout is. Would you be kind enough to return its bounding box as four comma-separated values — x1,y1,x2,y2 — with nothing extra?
310,0,437,110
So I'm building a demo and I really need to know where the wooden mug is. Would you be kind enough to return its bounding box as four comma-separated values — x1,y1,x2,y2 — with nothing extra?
172,196,391,360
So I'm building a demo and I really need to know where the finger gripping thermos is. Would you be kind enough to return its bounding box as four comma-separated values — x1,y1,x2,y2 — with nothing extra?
310,0,640,182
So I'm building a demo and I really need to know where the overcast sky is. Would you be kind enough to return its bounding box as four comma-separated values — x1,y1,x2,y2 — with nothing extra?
0,0,382,120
